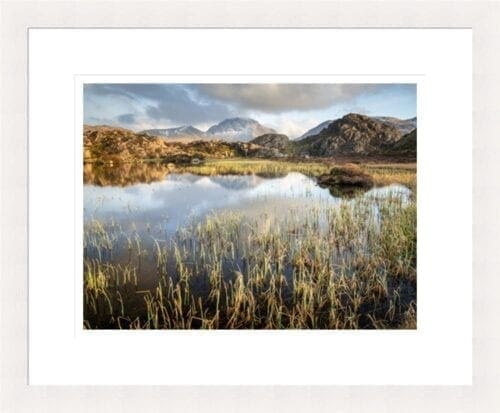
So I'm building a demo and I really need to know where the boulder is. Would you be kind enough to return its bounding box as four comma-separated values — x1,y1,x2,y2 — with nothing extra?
317,164,374,193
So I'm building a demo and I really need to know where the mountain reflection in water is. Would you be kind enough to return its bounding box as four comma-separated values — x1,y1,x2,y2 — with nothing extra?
84,169,411,237
84,162,172,187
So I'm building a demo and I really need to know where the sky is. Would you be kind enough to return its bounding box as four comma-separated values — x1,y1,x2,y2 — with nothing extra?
84,83,416,139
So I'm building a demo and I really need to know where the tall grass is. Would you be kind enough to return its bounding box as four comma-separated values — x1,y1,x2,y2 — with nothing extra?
178,159,332,178
364,164,417,190
84,193,416,329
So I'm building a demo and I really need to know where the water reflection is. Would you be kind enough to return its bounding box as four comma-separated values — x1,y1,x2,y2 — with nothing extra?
84,162,171,187
84,170,412,301
84,162,297,187
84,164,415,329
84,171,411,237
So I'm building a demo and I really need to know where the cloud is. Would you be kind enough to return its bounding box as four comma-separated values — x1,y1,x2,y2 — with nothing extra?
84,84,236,128
117,113,136,124
144,91,235,125
84,83,175,102
195,84,385,112
84,83,416,132
252,114,323,139
274,119,312,139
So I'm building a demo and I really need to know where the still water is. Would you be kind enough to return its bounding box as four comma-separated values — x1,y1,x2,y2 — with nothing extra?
83,168,414,328
84,172,410,237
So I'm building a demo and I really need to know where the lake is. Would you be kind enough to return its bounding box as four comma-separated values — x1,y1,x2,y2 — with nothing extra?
83,166,415,329
84,171,410,235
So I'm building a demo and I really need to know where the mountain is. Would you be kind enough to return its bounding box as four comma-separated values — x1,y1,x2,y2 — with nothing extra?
385,128,417,156
140,125,206,140
249,133,290,152
208,175,265,191
85,113,416,164
373,116,417,135
83,125,288,165
140,119,276,142
298,120,334,139
206,117,276,141
300,116,416,140
296,113,402,156
83,125,241,164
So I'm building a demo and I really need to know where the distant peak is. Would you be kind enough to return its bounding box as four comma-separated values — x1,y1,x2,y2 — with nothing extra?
219,117,257,124
139,124,205,138
206,117,275,142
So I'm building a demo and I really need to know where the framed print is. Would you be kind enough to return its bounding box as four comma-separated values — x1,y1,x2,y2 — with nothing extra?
27,28,471,386
4,1,499,411
80,77,418,331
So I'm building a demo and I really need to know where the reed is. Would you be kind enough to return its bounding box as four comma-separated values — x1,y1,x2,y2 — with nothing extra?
178,159,331,177
84,190,416,329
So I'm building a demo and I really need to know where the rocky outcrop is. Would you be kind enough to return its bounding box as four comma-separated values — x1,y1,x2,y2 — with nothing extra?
83,125,288,164
296,113,402,156
249,133,290,152
84,125,236,165
234,142,286,158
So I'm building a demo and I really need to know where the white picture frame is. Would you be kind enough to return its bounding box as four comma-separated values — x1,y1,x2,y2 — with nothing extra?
1,1,496,412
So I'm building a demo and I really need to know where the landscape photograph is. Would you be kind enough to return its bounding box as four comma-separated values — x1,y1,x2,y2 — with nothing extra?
83,83,417,329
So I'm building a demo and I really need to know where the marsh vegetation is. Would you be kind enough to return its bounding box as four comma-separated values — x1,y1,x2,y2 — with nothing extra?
84,159,416,329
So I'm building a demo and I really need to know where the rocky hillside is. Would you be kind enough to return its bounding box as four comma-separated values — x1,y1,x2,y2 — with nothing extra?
84,125,240,164
84,125,165,162
296,113,403,156
249,133,290,152
83,125,288,164
299,116,416,140
84,114,416,164
384,129,417,156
